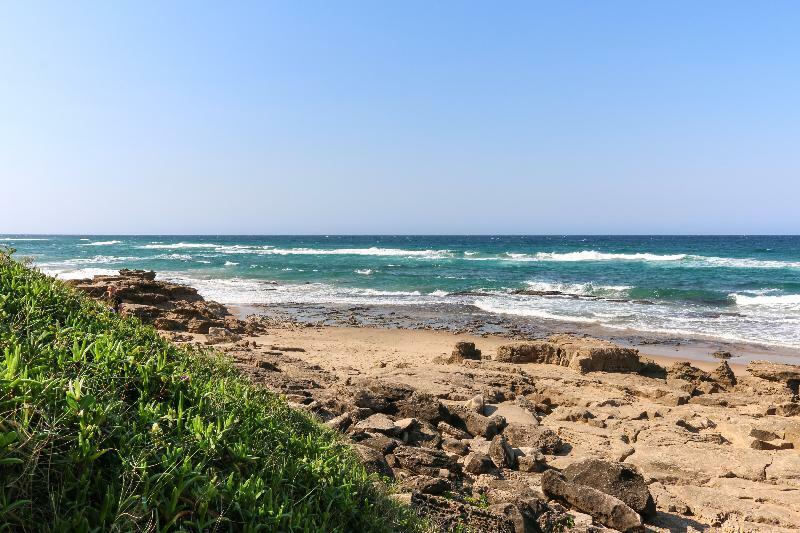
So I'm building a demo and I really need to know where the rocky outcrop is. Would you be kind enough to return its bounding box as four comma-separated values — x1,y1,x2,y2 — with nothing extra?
747,361,800,393
66,269,253,335
496,334,641,373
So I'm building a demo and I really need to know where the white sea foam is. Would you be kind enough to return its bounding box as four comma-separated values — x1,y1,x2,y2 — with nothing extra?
154,253,192,261
39,267,120,279
47,255,142,265
523,280,632,297
252,247,452,258
139,242,220,249
224,261,239,266
527,251,687,262
355,269,374,275
688,256,800,269
429,290,449,296
732,293,800,306
79,240,122,246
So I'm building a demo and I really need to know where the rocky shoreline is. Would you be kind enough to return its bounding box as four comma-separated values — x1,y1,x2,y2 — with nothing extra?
66,270,800,532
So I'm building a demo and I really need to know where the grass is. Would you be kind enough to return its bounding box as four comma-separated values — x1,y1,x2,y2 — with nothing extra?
0,248,423,532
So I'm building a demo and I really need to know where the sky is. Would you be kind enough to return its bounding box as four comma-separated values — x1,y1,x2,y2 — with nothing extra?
1,2,799,235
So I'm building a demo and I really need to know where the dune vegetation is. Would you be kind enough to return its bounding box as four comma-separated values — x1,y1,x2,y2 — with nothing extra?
0,248,421,532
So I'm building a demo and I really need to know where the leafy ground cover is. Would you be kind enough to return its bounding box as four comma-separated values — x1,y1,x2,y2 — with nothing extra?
0,249,422,532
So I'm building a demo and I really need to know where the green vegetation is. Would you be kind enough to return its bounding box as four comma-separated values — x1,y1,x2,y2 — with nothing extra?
0,249,422,532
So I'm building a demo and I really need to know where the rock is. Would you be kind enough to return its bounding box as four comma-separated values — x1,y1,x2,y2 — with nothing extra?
359,433,399,455
404,420,442,449
448,341,481,363
350,388,391,412
551,406,596,423
352,444,394,479
464,452,496,474
354,413,400,436
562,459,655,518
648,481,690,515
504,424,565,454
410,493,515,533
437,421,471,440
66,269,244,334
774,402,800,417
517,450,547,473
712,360,737,389
748,361,800,393
402,475,451,495
542,470,644,532
785,424,800,448
393,446,460,476
497,335,641,374
712,350,733,359
395,391,448,423
496,340,558,364
464,394,485,414
447,404,503,439
442,438,470,456
324,412,352,432
205,327,241,345
488,434,516,469
394,417,418,433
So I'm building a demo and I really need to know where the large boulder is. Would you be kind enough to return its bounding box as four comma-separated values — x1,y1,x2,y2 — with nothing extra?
542,470,644,532
496,335,641,373
562,459,656,517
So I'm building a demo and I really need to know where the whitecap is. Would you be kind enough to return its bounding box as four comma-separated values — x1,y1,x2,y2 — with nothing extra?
355,269,374,275
80,240,122,246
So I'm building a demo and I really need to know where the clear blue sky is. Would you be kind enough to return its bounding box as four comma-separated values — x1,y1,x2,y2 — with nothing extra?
1,1,798,234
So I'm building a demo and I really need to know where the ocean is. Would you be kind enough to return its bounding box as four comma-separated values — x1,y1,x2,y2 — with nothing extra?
4,235,800,349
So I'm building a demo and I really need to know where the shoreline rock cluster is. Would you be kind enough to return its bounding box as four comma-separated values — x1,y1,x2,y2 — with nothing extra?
67,270,800,532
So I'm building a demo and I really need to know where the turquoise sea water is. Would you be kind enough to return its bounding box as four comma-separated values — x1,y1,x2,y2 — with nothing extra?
4,235,800,348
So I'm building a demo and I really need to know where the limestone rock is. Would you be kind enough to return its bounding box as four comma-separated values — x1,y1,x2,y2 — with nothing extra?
542,470,644,532
205,327,241,345
410,493,515,533
712,360,737,389
402,475,451,495
748,361,800,393
488,434,516,469
562,459,655,517
464,452,496,474
504,424,565,454
353,444,394,479
448,341,481,363
354,413,400,436
393,445,460,476
395,391,448,423
447,404,503,439
497,335,641,374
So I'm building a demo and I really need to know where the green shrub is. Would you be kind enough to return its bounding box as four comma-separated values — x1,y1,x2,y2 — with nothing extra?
0,249,422,532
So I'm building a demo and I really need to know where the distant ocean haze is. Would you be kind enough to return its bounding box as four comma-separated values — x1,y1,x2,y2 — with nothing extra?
5,234,800,349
